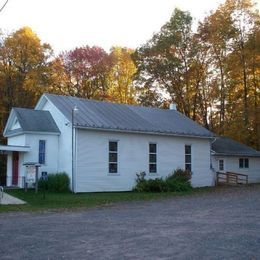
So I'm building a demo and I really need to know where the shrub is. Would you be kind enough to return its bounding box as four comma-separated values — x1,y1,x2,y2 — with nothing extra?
39,172,70,193
167,168,191,183
133,169,193,193
133,171,147,192
165,178,192,192
165,168,192,192
133,172,167,192
144,178,168,192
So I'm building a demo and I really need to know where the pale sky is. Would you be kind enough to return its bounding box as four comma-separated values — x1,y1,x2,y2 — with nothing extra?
0,0,259,54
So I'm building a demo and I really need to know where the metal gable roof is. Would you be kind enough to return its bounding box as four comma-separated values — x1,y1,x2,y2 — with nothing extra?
212,137,260,157
4,108,60,136
44,93,214,138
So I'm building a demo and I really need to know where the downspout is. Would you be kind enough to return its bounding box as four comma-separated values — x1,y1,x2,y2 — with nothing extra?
210,137,217,186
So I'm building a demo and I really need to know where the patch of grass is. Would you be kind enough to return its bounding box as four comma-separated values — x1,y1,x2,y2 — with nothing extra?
0,188,195,213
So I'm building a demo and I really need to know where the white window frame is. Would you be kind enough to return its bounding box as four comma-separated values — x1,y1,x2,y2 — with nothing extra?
39,139,46,165
149,143,157,174
108,140,119,175
185,144,192,172
218,159,224,171
239,158,249,169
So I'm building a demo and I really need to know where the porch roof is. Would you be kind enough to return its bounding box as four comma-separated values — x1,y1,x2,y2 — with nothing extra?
0,144,30,152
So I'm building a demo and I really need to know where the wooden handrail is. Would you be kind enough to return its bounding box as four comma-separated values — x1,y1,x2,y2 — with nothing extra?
226,171,248,177
216,171,248,186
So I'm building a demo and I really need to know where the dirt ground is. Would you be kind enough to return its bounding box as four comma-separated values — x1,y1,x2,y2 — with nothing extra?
0,185,260,260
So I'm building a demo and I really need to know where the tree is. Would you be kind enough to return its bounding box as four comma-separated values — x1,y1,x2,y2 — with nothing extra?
56,46,111,99
198,4,236,134
106,47,137,104
134,8,209,121
0,27,53,137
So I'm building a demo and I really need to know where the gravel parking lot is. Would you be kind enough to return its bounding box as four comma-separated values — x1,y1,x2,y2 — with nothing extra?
0,185,260,260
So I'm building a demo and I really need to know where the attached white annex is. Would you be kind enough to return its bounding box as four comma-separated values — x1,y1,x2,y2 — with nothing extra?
211,137,260,183
1,94,259,192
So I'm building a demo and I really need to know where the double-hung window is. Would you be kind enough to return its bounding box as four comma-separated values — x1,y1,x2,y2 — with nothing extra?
149,143,157,173
185,145,191,171
239,158,249,168
109,141,118,173
39,140,46,164
219,159,224,171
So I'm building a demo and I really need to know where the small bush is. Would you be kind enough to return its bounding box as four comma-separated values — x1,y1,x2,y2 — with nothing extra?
144,178,168,192
133,171,147,192
167,168,191,182
165,178,192,192
133,172,167,192
133,169,192,193
39,172,70,193
165,168,192,192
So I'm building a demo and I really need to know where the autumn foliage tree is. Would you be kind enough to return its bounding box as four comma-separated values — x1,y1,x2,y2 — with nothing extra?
52,46,111,99
107,47,137,104
0,0,259,150
0,27,53,140
134,1,259,149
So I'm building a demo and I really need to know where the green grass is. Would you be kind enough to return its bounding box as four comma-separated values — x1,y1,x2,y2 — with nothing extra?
0,188,200,213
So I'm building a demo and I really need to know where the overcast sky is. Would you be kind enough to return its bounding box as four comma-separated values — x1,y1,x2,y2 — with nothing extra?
0,0,259,54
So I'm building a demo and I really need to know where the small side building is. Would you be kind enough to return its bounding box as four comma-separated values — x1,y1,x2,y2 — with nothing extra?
211,137,260,184
1,108,60,187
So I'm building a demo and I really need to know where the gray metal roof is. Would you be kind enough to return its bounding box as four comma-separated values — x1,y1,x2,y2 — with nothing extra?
44,93,214,138
212,137,260,157
5,108,60,136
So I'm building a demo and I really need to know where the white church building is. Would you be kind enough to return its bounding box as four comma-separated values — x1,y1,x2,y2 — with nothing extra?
1,93,259,192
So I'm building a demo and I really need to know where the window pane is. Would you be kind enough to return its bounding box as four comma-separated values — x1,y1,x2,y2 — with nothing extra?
149,164,156,173
185,164,191,171
239,158,244,168
109,152,117,163
219,160,224,171
109,163,117,173
109,142,117,152
185,155,191,163
149,154,156,163
185,145,191,154
149,143,156,153
39,140,45,153
39,153,45,164
245,158,249,168
39,140,46,164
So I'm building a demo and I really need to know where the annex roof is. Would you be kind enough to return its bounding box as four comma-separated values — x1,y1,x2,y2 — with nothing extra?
4,108,60,137
211,137,260,157
43,93,214,138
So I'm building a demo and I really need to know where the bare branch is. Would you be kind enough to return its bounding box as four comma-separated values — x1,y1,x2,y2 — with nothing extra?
0,0,9,13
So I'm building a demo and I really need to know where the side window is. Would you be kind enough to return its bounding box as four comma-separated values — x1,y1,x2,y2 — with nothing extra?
149,143,157,173
109,141,118,173
239,158,249,168
39,140,46,164
219,159,224,171
244,158,249,168
185,145,191,171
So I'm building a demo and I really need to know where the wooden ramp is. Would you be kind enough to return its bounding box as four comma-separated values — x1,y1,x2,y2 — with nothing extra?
216,172,248,186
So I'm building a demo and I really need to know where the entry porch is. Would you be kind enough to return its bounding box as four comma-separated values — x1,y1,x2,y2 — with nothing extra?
0,145,30,187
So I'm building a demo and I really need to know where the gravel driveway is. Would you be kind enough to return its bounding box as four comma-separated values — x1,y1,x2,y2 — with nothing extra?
0,185,260,260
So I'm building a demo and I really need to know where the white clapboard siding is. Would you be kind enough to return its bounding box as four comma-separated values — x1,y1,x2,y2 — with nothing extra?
41,98,73,181
75,129,212,192
213,156,260,183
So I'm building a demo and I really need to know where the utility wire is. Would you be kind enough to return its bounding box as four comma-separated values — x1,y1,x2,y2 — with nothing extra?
0,0,9,13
